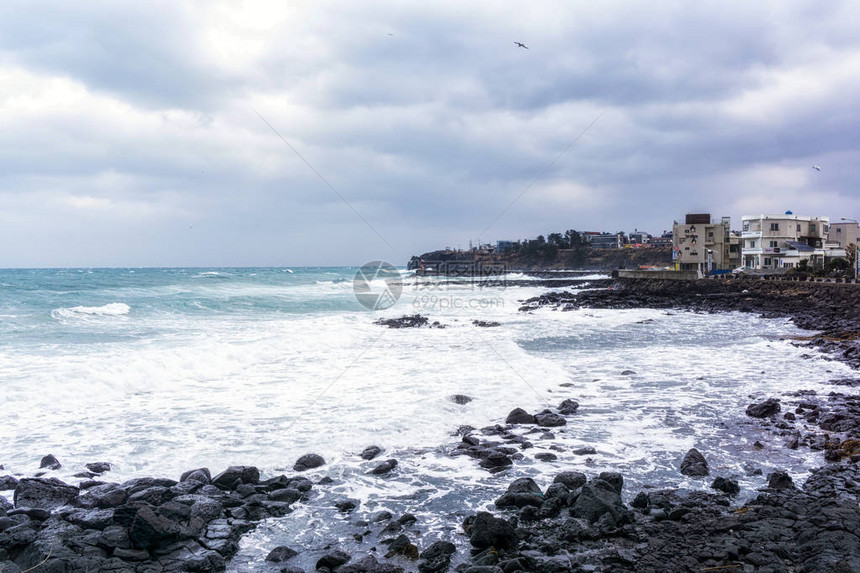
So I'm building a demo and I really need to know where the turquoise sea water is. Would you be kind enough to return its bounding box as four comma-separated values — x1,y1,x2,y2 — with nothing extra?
0,267,854,571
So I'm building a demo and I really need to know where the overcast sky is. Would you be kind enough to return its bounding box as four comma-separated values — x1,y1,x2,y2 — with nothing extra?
2,1,859,267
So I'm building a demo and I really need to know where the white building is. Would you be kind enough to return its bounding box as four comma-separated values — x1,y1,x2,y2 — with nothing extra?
741,213,829,270
828,221,860,248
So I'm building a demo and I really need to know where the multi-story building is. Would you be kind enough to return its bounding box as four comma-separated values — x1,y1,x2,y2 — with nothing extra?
672,214,732,272
585,232,624,249
741,213,829,270
828,221,860,248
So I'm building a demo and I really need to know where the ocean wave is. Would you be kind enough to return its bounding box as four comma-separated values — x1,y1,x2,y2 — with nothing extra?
194,271,231,279
51,302,131,319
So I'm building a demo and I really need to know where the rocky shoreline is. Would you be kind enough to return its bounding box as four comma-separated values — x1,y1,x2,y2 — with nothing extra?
3,277,860,572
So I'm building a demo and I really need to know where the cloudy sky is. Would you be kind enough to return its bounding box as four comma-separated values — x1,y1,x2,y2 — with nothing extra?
2,1,859,267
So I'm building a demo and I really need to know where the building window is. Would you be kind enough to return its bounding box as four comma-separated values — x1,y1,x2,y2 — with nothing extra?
837,227,842,233
797,224,801,232
769,240,778,248
810,224,816,233
770,223,779,231
743,221,750,232
764,257,772,266
748,240,756,248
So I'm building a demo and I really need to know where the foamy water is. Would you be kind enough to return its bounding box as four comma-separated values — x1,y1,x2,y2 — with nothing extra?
0,267,852,571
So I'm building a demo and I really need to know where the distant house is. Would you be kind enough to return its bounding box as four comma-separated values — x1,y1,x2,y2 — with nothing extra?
628,231,652,246
586,232,624,249
672,214,733,272
741,213,829,270
649,231,674,248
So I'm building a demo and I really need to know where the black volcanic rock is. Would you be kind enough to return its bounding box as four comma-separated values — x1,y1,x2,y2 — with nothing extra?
558,399,579,414
369,459,398,475
534,411,566,427
13,477,78,510
293,454,325,472
680,448,709,477
467,512,517,550
505,408,536,424
746,398,781,418
361,445,383,460
38,454,61,470
85,462,111,474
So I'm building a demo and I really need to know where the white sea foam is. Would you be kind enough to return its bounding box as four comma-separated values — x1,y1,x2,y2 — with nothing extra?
2,275,853,570
51,302,131,319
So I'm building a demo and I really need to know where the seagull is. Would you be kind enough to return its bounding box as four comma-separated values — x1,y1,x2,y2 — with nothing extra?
514,42,529,49
812,165,821,171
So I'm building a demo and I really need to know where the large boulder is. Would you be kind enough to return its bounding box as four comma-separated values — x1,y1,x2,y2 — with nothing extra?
39,454,61,470
468,512,518,550
767,471,795,490
505,408,536,425
361,446,383,460
534,411,567,427
13,478,78,510
680,448,709,477
558,399,580,414
570,481,627,525
369,459,398,475
746,398,781,418
293,454,325,472
211,466,260,489
129,505,181,550
0,476,19,491
553,471,586,490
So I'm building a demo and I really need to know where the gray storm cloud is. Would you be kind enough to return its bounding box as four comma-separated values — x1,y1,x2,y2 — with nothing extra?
1,0,858,266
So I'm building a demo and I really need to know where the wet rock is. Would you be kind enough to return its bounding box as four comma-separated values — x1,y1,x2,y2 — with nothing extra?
472,320,501,327
180,468,211,484
711,476,740,495
534,411,566,427
598,472,623,494
419,540,455,573
767,471,795,490
129,505,181,550
375,315,429,328
293,454,326,472
78,482,128,509
573,446,596,455
85,462,111,474
570,480,627,525
746,398,781,418
38,454,61,470
0,476,19,491
335,499,359,512
211,465,259,489
265,545,298,562
680,448,709,477
478,451,513,471
558,399,579,414
13,477,78,510
369,459,398,475
450,394,473,405
534,452,557,462
505,408,535,425
467,512,517,550
553,471,586,490
361,446,383,460
620,370,636,376
317,549,352,569
385,534,419,559
342,555,405,573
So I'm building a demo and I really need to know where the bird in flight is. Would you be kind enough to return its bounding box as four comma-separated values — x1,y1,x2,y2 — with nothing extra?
514,42,529,49
812,165,821,171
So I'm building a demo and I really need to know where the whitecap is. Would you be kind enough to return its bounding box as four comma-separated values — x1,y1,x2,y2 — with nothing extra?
51,302,131,319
